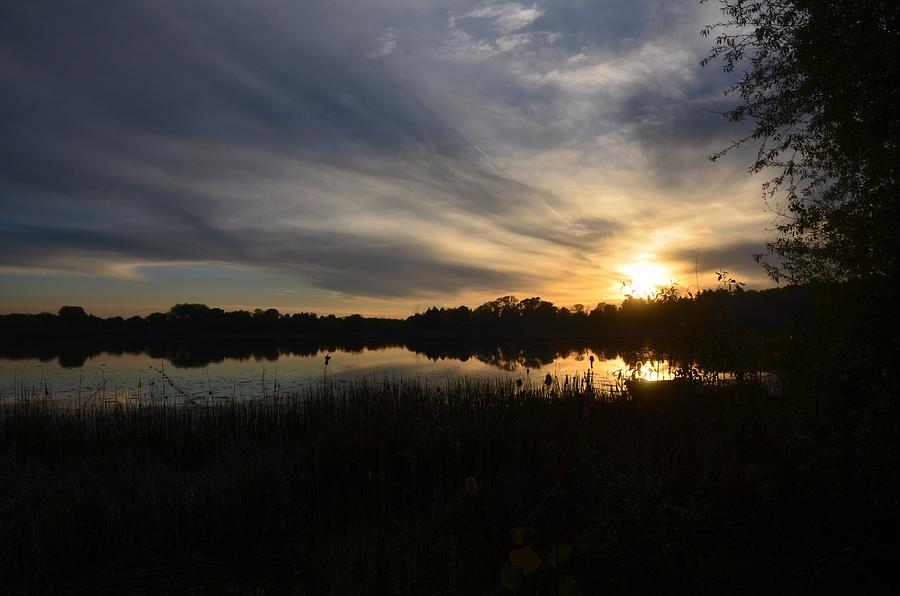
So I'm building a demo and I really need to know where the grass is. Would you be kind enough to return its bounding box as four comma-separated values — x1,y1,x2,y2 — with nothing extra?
1,374,898,594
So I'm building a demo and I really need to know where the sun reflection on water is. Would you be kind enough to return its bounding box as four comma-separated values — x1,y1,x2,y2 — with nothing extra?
630,359,673,382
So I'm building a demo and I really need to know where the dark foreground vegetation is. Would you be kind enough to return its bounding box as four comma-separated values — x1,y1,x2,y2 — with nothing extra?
3,352,899,594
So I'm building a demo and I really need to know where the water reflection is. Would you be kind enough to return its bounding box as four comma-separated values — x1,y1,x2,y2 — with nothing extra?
0,337,771,401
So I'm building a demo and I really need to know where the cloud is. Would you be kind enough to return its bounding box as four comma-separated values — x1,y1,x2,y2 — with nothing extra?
367,28,399,58
461,2,544,35
665,241,778,289
0,217,535,297
446,1,556,60
0,0,770,310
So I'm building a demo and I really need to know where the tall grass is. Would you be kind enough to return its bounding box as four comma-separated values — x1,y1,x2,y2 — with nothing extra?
1,376,896,594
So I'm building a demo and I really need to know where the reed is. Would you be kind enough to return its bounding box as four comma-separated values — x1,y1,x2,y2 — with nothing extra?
1,375,895,594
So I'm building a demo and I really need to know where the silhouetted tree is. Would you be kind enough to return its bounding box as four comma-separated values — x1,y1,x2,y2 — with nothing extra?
703,0,900,283
58,305,88,319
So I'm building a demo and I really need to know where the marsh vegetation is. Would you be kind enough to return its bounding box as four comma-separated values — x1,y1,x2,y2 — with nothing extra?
3,326,898,594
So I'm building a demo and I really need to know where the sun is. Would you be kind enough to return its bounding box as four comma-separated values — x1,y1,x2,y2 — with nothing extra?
620,261,672,298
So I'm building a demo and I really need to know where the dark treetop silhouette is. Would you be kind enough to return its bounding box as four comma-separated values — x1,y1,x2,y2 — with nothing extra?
2,287,811,343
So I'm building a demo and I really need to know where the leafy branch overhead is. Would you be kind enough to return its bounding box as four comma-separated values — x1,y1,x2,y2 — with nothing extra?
702,0,900,284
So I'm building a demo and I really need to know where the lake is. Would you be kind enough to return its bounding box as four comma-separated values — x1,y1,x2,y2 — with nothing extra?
0,341,680,402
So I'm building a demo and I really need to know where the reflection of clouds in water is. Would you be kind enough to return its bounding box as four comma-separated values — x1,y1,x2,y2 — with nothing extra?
1,347,671,400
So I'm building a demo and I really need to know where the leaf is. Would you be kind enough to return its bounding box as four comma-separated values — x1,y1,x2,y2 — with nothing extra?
500,563,523,590
510,526,528,546
546,544,571,568
509,546,543,574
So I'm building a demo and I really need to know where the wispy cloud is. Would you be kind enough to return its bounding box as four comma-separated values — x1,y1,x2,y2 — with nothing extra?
462,2,544,34
0,0,769,313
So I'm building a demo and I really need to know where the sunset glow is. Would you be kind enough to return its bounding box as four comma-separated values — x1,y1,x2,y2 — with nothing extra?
620,261,673,299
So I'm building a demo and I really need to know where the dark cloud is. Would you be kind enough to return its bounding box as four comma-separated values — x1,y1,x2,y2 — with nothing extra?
0,219,531,297
2,2,462,170
671,241,764,268
622,96,753,189
532,0,702,52
1,1,559,282
241,228,536,298
667,241,777,285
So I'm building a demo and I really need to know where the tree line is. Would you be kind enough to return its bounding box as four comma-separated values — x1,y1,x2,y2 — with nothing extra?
0,285,812,340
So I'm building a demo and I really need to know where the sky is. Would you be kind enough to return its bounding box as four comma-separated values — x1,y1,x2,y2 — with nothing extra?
0,0,777,317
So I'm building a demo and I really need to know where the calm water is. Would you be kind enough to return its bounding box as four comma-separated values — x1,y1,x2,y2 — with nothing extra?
0,345,676,402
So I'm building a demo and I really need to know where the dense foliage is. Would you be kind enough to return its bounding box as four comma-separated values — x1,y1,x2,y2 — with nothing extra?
703,0,900,283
